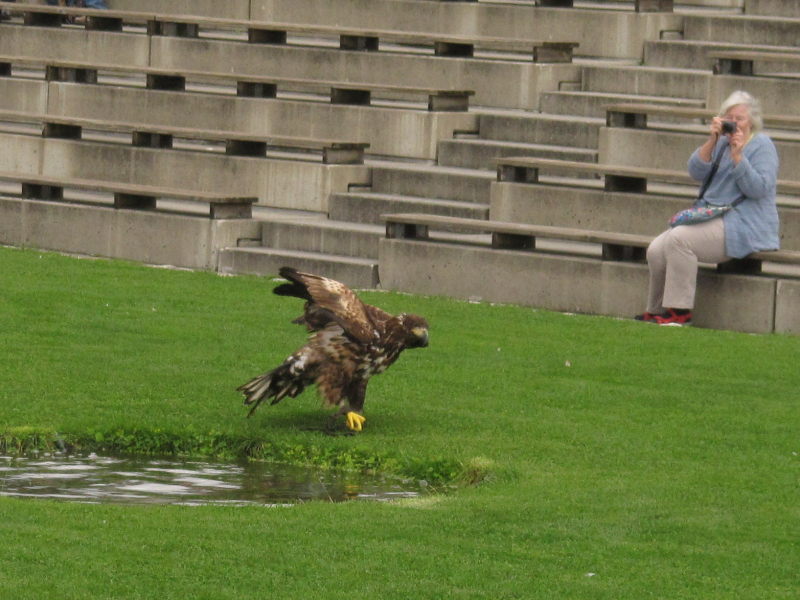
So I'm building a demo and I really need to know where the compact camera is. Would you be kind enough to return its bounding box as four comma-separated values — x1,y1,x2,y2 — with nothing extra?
721,120,737,135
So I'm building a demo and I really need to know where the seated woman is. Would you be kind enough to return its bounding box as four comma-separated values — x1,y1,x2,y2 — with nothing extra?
636,90,780,326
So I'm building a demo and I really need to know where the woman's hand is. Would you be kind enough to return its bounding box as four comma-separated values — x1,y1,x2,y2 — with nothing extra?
699,117,724,162
729,127,746,164
709,116,725,139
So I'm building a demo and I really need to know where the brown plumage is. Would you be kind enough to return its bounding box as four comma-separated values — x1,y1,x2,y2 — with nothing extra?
237,267,429,432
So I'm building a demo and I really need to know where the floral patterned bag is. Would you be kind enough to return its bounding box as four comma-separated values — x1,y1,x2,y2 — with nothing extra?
669,203,734,227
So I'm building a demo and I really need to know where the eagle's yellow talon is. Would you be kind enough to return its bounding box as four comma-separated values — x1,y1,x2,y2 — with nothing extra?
345,412,366,431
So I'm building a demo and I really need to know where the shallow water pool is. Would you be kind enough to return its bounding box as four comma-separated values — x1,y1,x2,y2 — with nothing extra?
0,454,425,506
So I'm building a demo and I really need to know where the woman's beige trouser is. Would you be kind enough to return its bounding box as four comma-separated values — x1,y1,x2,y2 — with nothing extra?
645,217,729,313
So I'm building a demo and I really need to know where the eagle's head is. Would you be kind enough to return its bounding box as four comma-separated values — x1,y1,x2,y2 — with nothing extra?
399,314,429,348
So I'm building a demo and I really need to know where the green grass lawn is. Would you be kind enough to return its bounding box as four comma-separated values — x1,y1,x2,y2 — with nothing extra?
1,246,798,599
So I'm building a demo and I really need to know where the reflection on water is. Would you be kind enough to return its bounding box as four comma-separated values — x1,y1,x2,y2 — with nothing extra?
0,454,425,506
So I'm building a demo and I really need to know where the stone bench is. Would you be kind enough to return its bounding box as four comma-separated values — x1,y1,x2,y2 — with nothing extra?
382,211,800,275
494,156,800,202
0,169,256,218
604,102,800,132
378,212,800,334
0,54,473,113
385,211,653,260
709,50,800,78
0,109,370,164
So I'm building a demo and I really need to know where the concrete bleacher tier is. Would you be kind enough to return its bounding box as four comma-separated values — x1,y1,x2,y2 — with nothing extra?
2,0,800,334
489,157,800,254
0,170,260,270
218,163,495,288
243,0,683,60
598,103,800,180
706,50,800,115
0,3,582,111
378,212,800,335
0,57,476,162
0,120,369,213
97,0,685,60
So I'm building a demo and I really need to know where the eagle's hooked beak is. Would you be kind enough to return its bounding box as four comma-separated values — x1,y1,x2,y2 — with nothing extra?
411,327,429,348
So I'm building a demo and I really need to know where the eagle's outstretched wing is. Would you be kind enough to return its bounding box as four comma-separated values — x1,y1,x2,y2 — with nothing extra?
273,267,389,344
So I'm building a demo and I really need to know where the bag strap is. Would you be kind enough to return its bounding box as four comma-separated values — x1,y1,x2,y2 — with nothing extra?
697,143,725,201
729,195,746,208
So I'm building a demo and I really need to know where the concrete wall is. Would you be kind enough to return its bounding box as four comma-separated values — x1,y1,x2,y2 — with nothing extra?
0,197,260,270
380,237,625,314
378,237,780,334
774,279,800,334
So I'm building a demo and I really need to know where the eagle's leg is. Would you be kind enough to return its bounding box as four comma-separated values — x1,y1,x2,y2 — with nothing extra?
342,380,367,432
323,381,367,433
321,408,356,436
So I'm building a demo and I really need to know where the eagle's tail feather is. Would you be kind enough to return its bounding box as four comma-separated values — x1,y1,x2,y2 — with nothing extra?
238,359,309,417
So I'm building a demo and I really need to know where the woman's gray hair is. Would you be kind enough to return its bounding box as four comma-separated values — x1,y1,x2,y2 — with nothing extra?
718,90,763,133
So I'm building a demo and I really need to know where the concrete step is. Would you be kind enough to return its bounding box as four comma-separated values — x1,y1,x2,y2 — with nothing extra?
539,90,706,118
580,65,709,100
218,247,380,289
368,164,494,203
644,39,800,70
683,14,800,47
329,192,489,225
438,138,597,170
477,113,602,148
260,218,383,259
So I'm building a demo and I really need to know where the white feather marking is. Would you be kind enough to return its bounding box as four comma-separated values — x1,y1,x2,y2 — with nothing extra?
290,353,307,374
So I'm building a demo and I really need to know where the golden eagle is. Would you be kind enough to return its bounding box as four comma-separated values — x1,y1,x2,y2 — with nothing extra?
237,267,429,432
